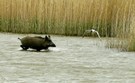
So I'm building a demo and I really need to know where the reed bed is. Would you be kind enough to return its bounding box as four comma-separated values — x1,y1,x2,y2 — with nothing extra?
0,0,135,51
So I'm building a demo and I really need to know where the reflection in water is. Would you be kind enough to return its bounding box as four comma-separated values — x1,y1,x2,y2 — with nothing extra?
0,33,135,83
17,47,64,52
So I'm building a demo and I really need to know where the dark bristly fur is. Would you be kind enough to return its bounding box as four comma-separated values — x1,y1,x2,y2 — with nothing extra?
18,35,56,51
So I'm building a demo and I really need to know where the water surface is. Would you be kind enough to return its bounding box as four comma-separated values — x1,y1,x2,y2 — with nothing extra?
0,33,135,83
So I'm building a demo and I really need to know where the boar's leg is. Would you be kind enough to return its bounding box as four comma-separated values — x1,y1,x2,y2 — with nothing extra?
20,45,29,50
36,48,41,51
44,47,48,50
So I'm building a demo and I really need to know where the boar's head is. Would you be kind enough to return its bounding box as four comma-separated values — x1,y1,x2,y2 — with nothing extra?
43,35,56,48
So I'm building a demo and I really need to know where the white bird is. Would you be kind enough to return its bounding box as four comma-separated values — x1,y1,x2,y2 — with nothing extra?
82,29,101,39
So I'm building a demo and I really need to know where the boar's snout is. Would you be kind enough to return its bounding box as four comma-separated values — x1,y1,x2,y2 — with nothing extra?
45,41,56,47
50,42,56,47
44,35,56,48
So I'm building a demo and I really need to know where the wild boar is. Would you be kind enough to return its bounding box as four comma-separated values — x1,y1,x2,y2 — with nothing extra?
34,36,45,39
18,35,56,51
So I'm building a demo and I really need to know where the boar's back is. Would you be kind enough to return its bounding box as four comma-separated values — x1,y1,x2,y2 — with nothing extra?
20,36,45,48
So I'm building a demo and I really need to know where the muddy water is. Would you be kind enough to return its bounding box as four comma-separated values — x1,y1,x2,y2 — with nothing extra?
0,33,135,83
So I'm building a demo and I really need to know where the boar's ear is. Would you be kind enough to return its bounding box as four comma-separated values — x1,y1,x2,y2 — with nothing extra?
48,35,51,38
45,36,48,40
